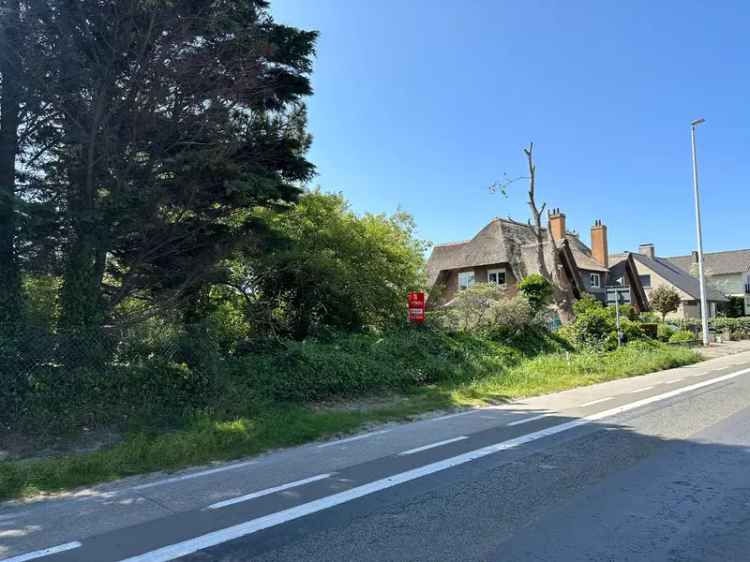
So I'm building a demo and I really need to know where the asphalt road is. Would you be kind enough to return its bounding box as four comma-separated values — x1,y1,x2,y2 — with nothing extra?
3,349,750,562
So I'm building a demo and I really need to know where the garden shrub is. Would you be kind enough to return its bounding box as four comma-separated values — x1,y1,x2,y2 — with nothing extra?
669,330,696,343
657,323,675,342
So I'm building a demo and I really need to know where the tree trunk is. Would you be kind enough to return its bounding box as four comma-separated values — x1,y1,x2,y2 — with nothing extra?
523,143,575,323
0,0,23,327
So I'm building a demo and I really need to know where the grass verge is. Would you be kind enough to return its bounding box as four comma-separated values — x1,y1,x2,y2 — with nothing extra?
0,342,701,502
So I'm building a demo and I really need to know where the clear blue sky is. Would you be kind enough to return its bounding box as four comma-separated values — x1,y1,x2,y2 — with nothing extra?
272,0,749,257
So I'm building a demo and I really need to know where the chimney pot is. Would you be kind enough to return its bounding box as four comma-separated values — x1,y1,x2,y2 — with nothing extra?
549,209,566,241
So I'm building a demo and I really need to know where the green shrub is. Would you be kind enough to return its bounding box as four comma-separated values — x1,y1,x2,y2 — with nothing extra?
669,330,695,343
711,317,750,340
657,323,675,342
518,274,553,312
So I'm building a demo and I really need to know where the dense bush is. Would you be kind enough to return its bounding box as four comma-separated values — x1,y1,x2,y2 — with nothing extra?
657,323,676,342
242,191,428,339
669,330,696,344
711,317,750,340
563,294,645,351
439,284,536,336
518,274,553,312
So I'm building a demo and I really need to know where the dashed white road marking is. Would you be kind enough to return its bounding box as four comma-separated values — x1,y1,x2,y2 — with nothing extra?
398,436,468,456
114,367,750,562
579,397,613,407
316,429,391,448
507,414,548,427
0,542,82,562
206,474,332,510
628,386,654,394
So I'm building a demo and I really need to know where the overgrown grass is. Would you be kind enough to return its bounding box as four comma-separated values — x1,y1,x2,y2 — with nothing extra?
0,335,701,502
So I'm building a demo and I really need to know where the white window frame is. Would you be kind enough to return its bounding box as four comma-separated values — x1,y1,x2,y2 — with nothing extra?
487,268,507,287
458,270,475,291
590,272,601,289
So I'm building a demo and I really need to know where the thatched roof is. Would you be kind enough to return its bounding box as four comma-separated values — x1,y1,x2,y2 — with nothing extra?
426,218,607,287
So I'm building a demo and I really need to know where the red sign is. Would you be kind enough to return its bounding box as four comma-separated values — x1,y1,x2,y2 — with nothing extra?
408,291,426,324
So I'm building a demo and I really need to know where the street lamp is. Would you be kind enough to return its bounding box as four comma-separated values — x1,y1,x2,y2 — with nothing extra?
690,117,709,346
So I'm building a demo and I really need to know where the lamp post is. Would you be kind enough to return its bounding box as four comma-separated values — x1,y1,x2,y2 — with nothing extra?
690,118,709,346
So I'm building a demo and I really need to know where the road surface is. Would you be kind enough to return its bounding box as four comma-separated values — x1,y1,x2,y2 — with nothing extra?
3,349,750,562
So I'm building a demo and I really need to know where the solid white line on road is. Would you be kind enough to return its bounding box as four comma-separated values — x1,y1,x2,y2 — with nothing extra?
507,414,548,427
0,542,82,562
628,386,654,394
129,461,259,492
398,436,468,456
429,410,475,422
316,429,390,449
116,367,750,562
579,397,613,407
206,474,332,510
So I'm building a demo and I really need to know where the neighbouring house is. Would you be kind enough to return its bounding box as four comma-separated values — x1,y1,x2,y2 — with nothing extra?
610,244,728,320
426,210,648,315
665,249,750,316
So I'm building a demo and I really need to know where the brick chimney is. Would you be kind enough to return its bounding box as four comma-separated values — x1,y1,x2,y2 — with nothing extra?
549,208,566,241
639,243,655,259
591,219,609,268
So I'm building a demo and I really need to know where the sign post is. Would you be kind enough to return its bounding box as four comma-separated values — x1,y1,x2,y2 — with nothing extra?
407,291,426,325
607,277,628,347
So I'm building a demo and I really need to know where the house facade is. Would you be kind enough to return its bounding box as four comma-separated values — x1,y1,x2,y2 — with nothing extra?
426,211,648,314
610,244,728,320
665,249,750,315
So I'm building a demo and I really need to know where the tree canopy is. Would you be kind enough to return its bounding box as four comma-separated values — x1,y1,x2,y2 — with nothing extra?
231,190,427,339
1,0,318,334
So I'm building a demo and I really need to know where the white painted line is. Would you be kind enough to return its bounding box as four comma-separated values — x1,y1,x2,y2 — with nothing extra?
398,436,468,456
206,474,332,510
662,379,682,385
579,397,613,407
129,460,259,492
429,410,475,422
117,367,750,562
316,429,390,449
507,414,548,427
0,542,82,562
628,386,654,394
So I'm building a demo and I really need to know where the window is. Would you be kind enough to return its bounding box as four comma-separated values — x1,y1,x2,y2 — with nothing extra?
639,274,652,288
487,268,506,286
590,272,601,289
458,271,475,291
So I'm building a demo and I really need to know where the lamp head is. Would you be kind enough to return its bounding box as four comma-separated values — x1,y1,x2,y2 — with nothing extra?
691,118,706,127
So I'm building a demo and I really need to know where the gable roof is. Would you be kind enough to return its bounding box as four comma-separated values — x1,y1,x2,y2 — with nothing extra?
665,249,750,276
608,253,650,312
627,252,728,302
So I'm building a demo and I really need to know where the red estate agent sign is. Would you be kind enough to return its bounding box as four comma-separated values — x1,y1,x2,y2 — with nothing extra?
408,291,426,324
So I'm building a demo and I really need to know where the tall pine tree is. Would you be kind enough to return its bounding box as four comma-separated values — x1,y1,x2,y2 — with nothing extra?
22,0,317,332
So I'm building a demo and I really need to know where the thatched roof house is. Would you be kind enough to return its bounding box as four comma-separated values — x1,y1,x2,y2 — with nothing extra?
426,212,648,313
